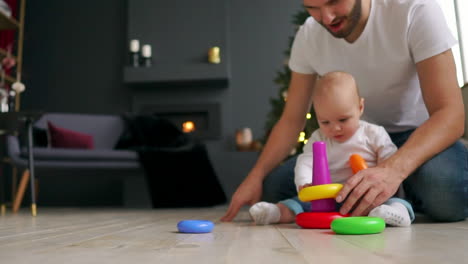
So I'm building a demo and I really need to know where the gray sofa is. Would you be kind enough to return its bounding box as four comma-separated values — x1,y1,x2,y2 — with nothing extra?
7,113,138,168
6,113,151,207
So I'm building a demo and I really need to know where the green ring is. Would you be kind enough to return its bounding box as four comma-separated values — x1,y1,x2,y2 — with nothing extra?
331,217,385,235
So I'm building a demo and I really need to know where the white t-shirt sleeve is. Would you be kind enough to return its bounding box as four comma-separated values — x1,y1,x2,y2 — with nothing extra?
370,126,398,163
408,0,457,63
294,130,321,190
289,21,317,74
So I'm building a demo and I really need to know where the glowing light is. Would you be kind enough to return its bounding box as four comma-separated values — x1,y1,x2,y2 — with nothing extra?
306,113,312,119
298,131,306,142
182,121,196,133
304,139,308,144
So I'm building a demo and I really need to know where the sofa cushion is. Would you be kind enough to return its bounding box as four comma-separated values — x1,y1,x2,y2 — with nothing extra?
48,121,94,149
34,113,125,149
21,147,138,162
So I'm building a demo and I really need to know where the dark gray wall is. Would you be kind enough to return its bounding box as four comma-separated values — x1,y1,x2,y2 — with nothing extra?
22,0,130,113
20,0,303,205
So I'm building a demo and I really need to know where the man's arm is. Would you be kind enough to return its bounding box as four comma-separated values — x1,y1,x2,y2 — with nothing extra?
337,49,464,216
221,71,317,221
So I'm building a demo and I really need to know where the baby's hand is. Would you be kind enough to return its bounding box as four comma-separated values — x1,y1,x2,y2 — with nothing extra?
298,183,313,191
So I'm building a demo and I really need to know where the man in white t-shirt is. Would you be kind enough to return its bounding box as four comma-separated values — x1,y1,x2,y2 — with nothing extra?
222,0,467,222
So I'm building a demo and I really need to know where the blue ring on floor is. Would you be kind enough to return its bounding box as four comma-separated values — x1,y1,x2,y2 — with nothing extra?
177,220,214,233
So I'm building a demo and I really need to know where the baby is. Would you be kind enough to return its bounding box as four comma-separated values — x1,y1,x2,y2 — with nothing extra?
250,71,414,227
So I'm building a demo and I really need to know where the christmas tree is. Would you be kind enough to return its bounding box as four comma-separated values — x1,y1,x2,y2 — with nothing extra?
262,9,318,157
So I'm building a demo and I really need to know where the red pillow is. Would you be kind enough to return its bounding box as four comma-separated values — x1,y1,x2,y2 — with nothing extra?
47,121,94,149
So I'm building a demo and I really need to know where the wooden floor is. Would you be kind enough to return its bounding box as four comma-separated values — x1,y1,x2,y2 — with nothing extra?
0,206,466,264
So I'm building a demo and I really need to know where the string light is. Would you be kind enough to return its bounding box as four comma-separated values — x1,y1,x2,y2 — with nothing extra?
298,131,306,142
306,113,311,119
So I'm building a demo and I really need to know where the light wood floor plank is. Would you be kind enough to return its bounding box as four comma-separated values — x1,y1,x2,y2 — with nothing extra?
0,206,466,264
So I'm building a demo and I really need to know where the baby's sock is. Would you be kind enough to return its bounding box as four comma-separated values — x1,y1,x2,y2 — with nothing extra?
369,202,411,227
249,202,281,225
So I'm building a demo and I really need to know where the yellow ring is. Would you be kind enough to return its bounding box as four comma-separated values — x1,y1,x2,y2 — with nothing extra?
298,183,343,202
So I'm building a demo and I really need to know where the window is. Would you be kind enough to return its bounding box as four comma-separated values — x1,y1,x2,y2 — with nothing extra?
438,0,468,86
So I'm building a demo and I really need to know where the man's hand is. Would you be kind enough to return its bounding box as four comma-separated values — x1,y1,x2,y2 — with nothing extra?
220,176,263,222
336,166,403,216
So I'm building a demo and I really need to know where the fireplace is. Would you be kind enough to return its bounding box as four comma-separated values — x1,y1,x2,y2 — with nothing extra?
138,103,221,140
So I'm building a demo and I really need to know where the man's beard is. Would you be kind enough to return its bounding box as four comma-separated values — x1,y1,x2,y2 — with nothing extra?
321,0,362,39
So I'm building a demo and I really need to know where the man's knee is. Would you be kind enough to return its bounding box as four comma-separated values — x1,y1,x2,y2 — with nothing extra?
407,142,467,222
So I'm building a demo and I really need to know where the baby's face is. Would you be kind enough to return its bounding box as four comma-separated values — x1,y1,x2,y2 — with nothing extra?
314,90,363,143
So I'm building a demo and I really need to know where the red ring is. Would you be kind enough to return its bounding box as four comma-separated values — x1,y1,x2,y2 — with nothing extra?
296,212,349,229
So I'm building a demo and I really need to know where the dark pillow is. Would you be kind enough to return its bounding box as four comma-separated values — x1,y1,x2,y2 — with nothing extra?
47,121,94,149
33,127,49,147
19,127,49,147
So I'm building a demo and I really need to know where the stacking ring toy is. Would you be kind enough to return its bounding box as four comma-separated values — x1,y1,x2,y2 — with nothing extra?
298,183,343,202
349,154,368,173
177,220,214,233
296,212,349,229
331,217,385,235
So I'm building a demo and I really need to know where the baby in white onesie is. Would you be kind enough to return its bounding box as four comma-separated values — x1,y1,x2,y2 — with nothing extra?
250,71,414,227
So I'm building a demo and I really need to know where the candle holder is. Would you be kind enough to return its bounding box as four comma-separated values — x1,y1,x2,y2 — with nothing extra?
208,46,221,64
141,44,152,67
236,127,253,151
129,39,140,67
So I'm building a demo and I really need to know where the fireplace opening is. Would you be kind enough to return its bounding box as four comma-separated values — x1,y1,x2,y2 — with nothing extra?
139,103,221,140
